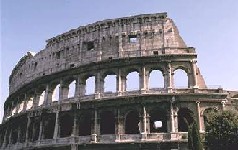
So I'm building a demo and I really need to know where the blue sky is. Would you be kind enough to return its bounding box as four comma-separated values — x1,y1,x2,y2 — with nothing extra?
1,0,238,123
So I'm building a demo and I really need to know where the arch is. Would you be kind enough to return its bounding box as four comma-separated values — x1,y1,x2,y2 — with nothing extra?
11,107,17,116
26,98,33,110
104,75,117,93
173,69,188,88
178,108,194,132
28,117,40,141
59,113,74,138
11,124,18,144
149,108,167,133
86,76,95,95
43,113,56,139
52,84,60,101
125,110,140,134
149,70,164,89
78,112,92,136
19,116,27,142
100,111,115,134
126,71,139,91
68,80,76,98
18,101,25,113
38,90,45,106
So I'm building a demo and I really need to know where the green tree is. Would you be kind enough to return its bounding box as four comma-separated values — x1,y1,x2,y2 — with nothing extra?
188,120,203,150
205,110,238,150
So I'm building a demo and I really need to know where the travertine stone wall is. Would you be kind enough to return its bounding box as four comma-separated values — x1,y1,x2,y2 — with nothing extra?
9,13,189,95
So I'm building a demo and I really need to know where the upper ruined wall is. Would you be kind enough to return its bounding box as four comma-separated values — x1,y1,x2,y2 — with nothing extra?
9,12,193,95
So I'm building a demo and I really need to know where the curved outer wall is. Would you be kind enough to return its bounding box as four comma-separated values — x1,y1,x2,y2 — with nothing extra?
0,13,235,150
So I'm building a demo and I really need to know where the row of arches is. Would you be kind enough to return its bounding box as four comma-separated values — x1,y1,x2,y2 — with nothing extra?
0,106,217,148
44,69,188,99
9,68,189,117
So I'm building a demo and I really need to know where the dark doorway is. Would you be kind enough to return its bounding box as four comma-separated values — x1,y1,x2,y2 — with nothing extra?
150,108,167,133
125,111,140,134
178,108,194,132
78,112,92,136
100,111,115,134
59,113,74,138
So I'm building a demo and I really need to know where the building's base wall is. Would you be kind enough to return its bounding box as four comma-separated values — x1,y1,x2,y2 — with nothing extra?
22,142,189,150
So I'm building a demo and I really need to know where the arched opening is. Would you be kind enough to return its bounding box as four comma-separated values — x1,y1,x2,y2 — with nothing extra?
19,116,27,143
126,71,139,91
178,108,194,132
52,84,60,101
78,112,92,136
86,76,95,95
28,117,40,142
100,111,115,134
59,113,74,138
149,70,164,89
18,101,24,113
38,91,45,106
32,119,40,141
150,108,167,133
26,98,33,110
104,75,116,93
43,113,56,139
68,80,76,98
11,124,18,144
173,69,188,88
125,110,140,134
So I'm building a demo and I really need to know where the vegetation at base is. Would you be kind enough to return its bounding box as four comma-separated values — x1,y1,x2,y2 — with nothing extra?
205,110,238,150
188,119,203,150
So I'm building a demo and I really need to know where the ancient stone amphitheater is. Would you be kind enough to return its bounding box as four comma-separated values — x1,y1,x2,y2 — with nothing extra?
1,12,237,150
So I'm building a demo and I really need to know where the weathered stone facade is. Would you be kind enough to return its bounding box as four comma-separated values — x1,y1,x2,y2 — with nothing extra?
0,12,237,150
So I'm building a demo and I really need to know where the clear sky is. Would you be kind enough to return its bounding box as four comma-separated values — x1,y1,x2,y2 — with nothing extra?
1,0,238,123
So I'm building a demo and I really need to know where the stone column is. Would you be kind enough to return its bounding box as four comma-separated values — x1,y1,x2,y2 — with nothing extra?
44,84,52,105
53,111,59,139
118,29,124,57
191,60,198,88
174,107,178,132
8,129,12,145
144,106,150,132
59,80,69,101
22,100,28,112
139,67,149,94
2,128,8,147
38,120,43,141
117,70,126,96
15,101,20,114
17,126,21,143
75,76,86,97
33,92,40,108
140,106,150,140
91,109,99,143
72,112,79,136
165,63,173,93
170,101,175,133
115,109,124,141
95,73,103,99
25,116,31,143
196,101,202,132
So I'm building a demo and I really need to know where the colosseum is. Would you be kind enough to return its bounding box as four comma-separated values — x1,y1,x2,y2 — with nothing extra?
0,12,237,150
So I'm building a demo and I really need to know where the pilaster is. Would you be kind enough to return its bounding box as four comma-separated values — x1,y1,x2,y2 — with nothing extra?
75,76,86,97
139,67,149,94
53,111,59,139
196,101,202,132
